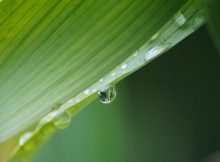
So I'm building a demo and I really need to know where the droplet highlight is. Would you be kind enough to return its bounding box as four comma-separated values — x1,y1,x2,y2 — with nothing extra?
144,45,169,61
121,63,127,69
54,112,71,129
98,85,116,104
67,99,74,104
39,111,58,126
175,13,186,26
84,89,90,95
19,132,32,146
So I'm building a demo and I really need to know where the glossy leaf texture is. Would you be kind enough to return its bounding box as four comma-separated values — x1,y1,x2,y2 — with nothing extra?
0,0,205,144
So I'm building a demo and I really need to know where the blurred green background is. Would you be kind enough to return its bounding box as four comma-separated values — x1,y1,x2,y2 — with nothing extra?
29,26,219,162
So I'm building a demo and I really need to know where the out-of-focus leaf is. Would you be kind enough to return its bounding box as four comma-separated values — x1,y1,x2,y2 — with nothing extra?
202,0,220,53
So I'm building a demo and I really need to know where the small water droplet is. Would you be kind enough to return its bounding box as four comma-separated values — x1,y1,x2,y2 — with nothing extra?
67,99,74,104
84,89,90,95
98,85,116,104
144,45,168,61
54,112,71,129
19,132,32,146
111,72,116,76
121,63,127,69
133,51,138,57
175,13,186,26
40,111,58,124
99,78,103,82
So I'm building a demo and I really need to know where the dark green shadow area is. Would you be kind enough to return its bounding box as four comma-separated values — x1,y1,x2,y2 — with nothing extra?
33,26,220,162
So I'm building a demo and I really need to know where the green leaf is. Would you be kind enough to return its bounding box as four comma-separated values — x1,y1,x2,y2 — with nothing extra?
0,0,205,155
202,0,220,53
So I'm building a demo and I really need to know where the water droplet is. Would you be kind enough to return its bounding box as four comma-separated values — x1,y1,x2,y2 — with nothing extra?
54,112,71,129
67,99,74,104
40,111,58,124
144,45,168,61
19,132,32,146
133,51,138,57
84,89,90,95
121,63,127,69
98,85,116,104
111,72,116,76
99,78,103,82
175,13,186,26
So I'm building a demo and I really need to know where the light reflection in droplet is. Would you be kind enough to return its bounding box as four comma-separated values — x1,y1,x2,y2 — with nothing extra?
54,112,71,129
98,85,116,104
19,132,32,146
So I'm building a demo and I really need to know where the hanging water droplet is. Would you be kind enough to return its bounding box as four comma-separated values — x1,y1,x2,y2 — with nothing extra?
54,112,71,129
19,132,32,146
98,85,116,104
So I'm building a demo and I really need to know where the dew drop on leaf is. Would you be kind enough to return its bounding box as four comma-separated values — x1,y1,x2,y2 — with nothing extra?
98,85,116,104
99,78,103,82
175,12,186,26
144,44,171,61
84,89,90,95
121,63,127,69
19,132,32,146
54,112,71,129
144,46,165,61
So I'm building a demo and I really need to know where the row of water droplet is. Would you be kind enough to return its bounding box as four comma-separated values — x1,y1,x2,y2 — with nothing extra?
17,7,205,158
19,84,116,148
